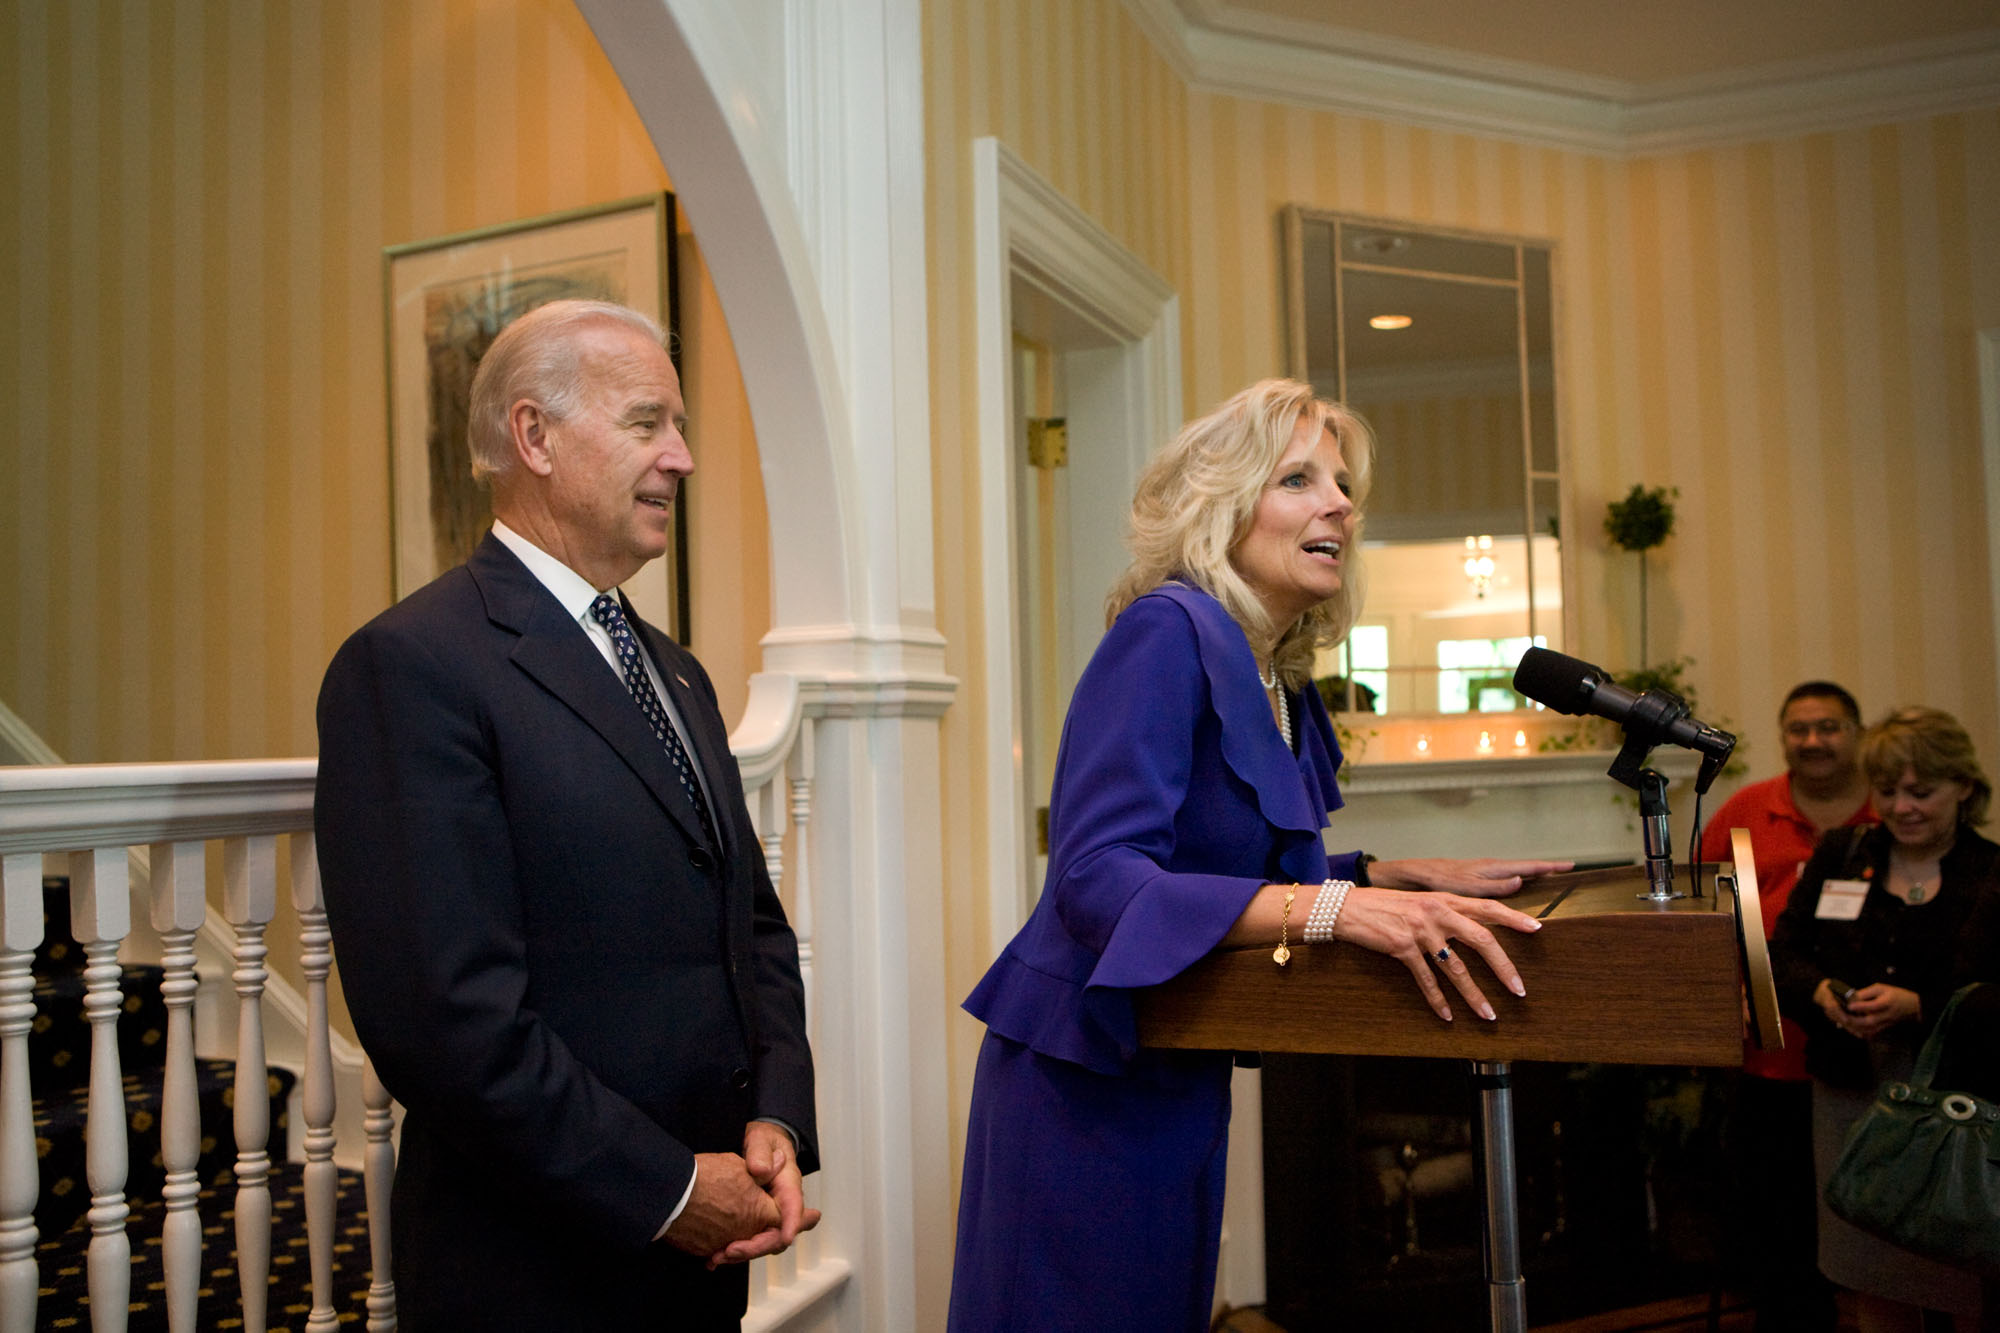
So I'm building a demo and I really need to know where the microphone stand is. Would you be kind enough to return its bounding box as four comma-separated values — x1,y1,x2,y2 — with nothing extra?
1469,718,1696,1333
1600,689,1728,902
1607,730,1685,902
1471,663,1736,1329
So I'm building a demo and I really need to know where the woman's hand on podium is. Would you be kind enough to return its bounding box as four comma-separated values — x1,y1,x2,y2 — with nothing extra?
1329,886,1542,1023
1368,857,1573,897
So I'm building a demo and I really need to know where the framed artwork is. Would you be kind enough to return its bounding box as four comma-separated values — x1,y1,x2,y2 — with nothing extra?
383,192,688,641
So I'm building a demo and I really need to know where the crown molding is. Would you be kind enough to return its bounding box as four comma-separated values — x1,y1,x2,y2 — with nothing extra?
1124,0,2000,156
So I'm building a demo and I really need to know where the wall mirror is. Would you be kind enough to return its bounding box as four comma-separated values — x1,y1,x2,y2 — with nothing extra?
1285,208,1569,718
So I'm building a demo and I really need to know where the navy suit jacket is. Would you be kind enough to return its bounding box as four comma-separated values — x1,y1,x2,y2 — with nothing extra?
315,534,816,1329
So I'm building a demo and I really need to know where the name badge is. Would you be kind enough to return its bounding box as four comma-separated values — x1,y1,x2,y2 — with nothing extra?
1815,879,1870,921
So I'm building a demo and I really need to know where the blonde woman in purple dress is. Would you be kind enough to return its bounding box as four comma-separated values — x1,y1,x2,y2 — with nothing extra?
947,380,1566,1332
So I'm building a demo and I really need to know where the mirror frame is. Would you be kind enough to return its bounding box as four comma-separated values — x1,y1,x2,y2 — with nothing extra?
1282,206,1579,715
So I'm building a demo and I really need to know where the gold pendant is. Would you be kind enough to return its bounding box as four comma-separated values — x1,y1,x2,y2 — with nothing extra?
1273,944,1291,966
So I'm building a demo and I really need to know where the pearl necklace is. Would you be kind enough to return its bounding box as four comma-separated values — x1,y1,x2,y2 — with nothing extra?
1259,662,1292,750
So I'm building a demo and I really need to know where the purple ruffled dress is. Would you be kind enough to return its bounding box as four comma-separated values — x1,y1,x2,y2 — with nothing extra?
947,582,1360,1332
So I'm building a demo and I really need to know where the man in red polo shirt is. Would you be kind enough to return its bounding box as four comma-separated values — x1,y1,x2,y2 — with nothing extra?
1701,681,1874,1331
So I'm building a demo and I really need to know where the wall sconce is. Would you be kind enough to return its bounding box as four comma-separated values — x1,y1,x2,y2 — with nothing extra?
1462,535,1495,598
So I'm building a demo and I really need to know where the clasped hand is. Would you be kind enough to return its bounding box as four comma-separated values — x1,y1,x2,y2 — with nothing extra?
1816,979,1920,1039
664,1120,822,1269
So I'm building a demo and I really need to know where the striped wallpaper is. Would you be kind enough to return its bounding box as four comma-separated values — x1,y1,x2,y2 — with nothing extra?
1176,97,2000,755
921,0,2000,1170
0,0,772,768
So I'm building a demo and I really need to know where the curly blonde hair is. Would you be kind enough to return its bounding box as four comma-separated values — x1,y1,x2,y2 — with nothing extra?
1104,379,1373,687
1860,706,1992,827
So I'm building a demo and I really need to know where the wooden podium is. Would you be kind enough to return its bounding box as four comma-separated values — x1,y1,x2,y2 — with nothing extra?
1137,840,1778,1332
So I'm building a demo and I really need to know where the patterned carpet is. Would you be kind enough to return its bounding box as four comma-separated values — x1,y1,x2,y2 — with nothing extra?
36,1164,378,1331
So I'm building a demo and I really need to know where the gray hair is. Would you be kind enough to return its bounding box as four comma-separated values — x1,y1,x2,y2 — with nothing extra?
466,299,668,482
1105,378,1373,687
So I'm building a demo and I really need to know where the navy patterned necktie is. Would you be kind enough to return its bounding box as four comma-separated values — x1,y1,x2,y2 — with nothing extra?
589,593,718,848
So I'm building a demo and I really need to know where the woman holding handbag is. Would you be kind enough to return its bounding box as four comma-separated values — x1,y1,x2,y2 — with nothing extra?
1770,706,2000,1331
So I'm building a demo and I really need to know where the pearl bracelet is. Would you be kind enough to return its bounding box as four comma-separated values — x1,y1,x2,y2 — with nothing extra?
1303,878,1353,943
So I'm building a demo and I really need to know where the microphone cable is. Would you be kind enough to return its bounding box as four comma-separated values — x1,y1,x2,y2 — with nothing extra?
1688,786,1705,900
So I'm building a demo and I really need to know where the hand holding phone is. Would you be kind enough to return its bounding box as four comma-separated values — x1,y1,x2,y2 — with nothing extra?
1818,979,1859,1027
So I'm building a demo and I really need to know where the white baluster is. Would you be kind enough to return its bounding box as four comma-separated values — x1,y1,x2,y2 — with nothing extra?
224,836,276,1333
0,854,45,1331
788,728,817,1016
760,781,785,888
290,835,338,1333
149,840,207,1333
788,726,818,1272
71,846,132,1329
360,1058,397,1332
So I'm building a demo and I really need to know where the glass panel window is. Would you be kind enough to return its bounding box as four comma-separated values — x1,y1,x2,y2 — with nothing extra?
1317,625,1389,713
1436,635,1545,713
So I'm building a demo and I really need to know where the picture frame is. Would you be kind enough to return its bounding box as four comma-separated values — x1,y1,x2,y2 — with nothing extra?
383,192,688,641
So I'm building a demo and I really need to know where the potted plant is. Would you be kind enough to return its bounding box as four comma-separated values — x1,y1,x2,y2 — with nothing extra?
1604,484,1677,668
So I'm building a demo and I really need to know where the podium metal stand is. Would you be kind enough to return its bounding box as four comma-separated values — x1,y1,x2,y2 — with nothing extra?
1136,846,1777,1332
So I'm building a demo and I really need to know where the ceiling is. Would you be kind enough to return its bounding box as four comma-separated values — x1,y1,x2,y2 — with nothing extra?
1132,0,2000,153
1198,0,2000,91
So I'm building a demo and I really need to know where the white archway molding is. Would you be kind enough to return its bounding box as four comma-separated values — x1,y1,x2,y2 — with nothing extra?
574,5,955,1331
576,0,858,640
578,0,950,689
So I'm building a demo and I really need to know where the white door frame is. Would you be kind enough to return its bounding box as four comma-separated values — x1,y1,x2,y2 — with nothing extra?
971,136,1181,945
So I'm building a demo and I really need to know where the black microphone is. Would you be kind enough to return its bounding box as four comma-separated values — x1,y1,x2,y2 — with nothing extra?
1513,647,1736,792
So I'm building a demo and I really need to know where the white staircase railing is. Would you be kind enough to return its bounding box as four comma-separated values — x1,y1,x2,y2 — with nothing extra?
0,670,848,1332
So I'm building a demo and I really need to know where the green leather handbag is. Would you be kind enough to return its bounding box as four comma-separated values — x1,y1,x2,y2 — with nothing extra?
1824,983,2000,1278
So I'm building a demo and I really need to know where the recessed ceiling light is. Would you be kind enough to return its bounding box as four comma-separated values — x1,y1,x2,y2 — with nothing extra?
1369,314,1413,330
1352,234,1410,256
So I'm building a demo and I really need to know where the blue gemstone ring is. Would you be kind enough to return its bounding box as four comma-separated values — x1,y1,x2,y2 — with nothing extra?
1434,947,1452,963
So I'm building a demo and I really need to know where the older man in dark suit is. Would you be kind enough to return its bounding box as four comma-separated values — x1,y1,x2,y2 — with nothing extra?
315,299,818,1330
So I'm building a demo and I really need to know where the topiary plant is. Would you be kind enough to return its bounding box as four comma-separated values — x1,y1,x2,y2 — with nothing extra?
1604,484,1678,668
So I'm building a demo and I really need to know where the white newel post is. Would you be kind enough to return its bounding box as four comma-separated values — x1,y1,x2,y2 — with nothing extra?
72,844,133,1326
291,833,340,1333
224,835,277,1333
0,853,43,1330
150,838,207,1333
